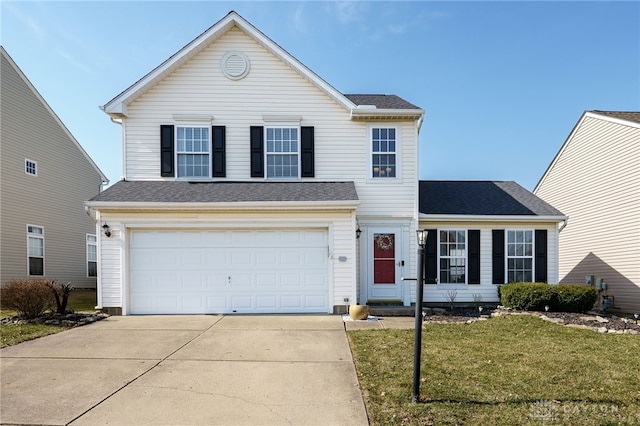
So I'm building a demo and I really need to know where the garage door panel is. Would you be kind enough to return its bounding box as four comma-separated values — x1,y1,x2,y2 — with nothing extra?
129,229,329,314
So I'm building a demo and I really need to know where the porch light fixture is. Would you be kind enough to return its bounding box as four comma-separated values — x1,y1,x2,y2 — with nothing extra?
413,229,428,403
102,223,111,238
356,227,362,239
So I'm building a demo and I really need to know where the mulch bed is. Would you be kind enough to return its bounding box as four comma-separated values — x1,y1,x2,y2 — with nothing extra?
423,307,640,333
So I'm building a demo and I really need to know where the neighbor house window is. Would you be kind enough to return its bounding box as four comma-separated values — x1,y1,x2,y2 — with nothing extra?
87,234,97,277
266,127,299,178
176,126,210,178
27,225,44,276
371,128,396,178
25,159,37,176
439,230,466,284
507,230,533,282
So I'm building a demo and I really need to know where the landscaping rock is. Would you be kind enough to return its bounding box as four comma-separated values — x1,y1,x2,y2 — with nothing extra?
1,312,109,328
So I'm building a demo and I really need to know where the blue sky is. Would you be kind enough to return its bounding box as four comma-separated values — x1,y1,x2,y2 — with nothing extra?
2,1,639,190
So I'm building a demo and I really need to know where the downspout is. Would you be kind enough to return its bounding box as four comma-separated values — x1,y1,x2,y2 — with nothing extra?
559,217,568,233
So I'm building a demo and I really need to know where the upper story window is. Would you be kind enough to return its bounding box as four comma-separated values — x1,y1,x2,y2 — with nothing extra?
27,225,44,276
176,126,210,178
439,230,466,284
507,230,533,282
266,127,299,179
25,159,37,176
87,234,97,278
371,128,396,178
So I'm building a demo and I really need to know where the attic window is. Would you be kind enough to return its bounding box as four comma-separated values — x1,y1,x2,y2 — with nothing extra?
221,51,250,80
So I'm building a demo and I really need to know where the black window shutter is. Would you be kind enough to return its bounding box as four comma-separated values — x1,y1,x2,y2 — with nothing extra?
300,126,314,177
468,230,480,284
492,230,505,284
212,126,226,177
424,229,437,284
250,126,264,177
535,229,548,283
160,125,175,177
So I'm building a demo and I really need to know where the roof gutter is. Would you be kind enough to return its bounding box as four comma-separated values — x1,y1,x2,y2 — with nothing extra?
419,214,569,223
85,199,360,212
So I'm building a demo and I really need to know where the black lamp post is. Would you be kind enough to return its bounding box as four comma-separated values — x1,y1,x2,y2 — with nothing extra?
413,229,427,403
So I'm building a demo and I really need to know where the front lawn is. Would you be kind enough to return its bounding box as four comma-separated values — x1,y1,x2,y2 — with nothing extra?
0,289,98,348
348,315,640,425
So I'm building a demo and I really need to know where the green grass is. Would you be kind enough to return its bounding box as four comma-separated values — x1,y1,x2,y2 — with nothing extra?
0,289,98,348
348,315,640,425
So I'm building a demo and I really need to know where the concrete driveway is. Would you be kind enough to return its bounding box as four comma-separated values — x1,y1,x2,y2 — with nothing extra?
0,315,369,425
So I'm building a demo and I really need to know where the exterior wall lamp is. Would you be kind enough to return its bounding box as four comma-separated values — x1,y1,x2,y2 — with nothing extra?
102,223,111,238
413,229,428,403
356,226,362,239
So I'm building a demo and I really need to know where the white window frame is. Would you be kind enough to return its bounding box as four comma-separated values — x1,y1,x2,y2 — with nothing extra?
25,159,37,176
264,126,300,180
27,224,45,276
438,229,467,285
505,229,534,283
368,125,400,181
87,234,97,278
175,124,211,180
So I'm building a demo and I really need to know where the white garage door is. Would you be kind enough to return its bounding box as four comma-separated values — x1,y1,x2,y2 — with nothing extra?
128,229,329,314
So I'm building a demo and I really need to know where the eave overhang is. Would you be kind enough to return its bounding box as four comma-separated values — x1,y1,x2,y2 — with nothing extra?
85,199,360,212
419,214,568,223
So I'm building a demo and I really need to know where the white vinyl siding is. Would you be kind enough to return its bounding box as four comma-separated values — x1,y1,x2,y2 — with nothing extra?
534,114,640,312
419,221,560,303
97,209,356,314
121,27,418,219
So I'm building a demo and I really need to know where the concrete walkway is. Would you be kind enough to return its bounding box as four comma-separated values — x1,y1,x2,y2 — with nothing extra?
0,315,369,426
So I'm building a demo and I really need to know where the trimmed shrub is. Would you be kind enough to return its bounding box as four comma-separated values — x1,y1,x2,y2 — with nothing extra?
48,281,74,314
500,282,597,313
1,279,54,318
555,285,598,313
500,282,554,311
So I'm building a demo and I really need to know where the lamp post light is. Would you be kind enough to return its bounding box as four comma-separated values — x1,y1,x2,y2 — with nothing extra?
413,229,428,403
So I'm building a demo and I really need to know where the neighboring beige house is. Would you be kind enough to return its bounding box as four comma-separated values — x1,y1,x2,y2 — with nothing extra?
86,11,564,315
1,47,108,288
535,110,640,313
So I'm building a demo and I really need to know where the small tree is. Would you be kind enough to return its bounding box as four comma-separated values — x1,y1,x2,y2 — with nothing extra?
47,281,74,314
1,279,53,319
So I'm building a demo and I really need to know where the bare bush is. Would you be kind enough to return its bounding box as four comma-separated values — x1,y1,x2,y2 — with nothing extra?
1,279,54,318
48,281,74,314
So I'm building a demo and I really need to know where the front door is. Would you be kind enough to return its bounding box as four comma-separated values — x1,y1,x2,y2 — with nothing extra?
366,228,403,302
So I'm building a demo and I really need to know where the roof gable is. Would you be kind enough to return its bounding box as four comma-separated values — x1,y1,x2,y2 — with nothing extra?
534,110,640,192
101,11,423,122
1,46,108,185
420,180,564,217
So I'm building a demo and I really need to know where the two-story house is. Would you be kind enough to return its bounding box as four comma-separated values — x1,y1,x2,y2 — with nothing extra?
1,47,108,288
87,11,565,315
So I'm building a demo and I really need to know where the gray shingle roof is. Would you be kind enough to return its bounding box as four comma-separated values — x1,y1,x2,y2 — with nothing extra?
419,181,564,216
344,94,420,110
89,181,359,204
590,110,640,125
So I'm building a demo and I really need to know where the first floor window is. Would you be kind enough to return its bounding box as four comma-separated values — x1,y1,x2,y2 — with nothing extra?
87,234,97,277
27,225,44,276
266,127,299,178
507,230,533,282
177,126,210,178
439,230,466,283
25,159,37,176
372,127,396,178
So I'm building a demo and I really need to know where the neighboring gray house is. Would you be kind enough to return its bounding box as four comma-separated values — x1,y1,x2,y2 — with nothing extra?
1,47,108,288
419,181,567,304
535,110,640,313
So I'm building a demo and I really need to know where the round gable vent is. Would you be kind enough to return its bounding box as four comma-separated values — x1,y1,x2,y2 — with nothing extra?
221,51,250,80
